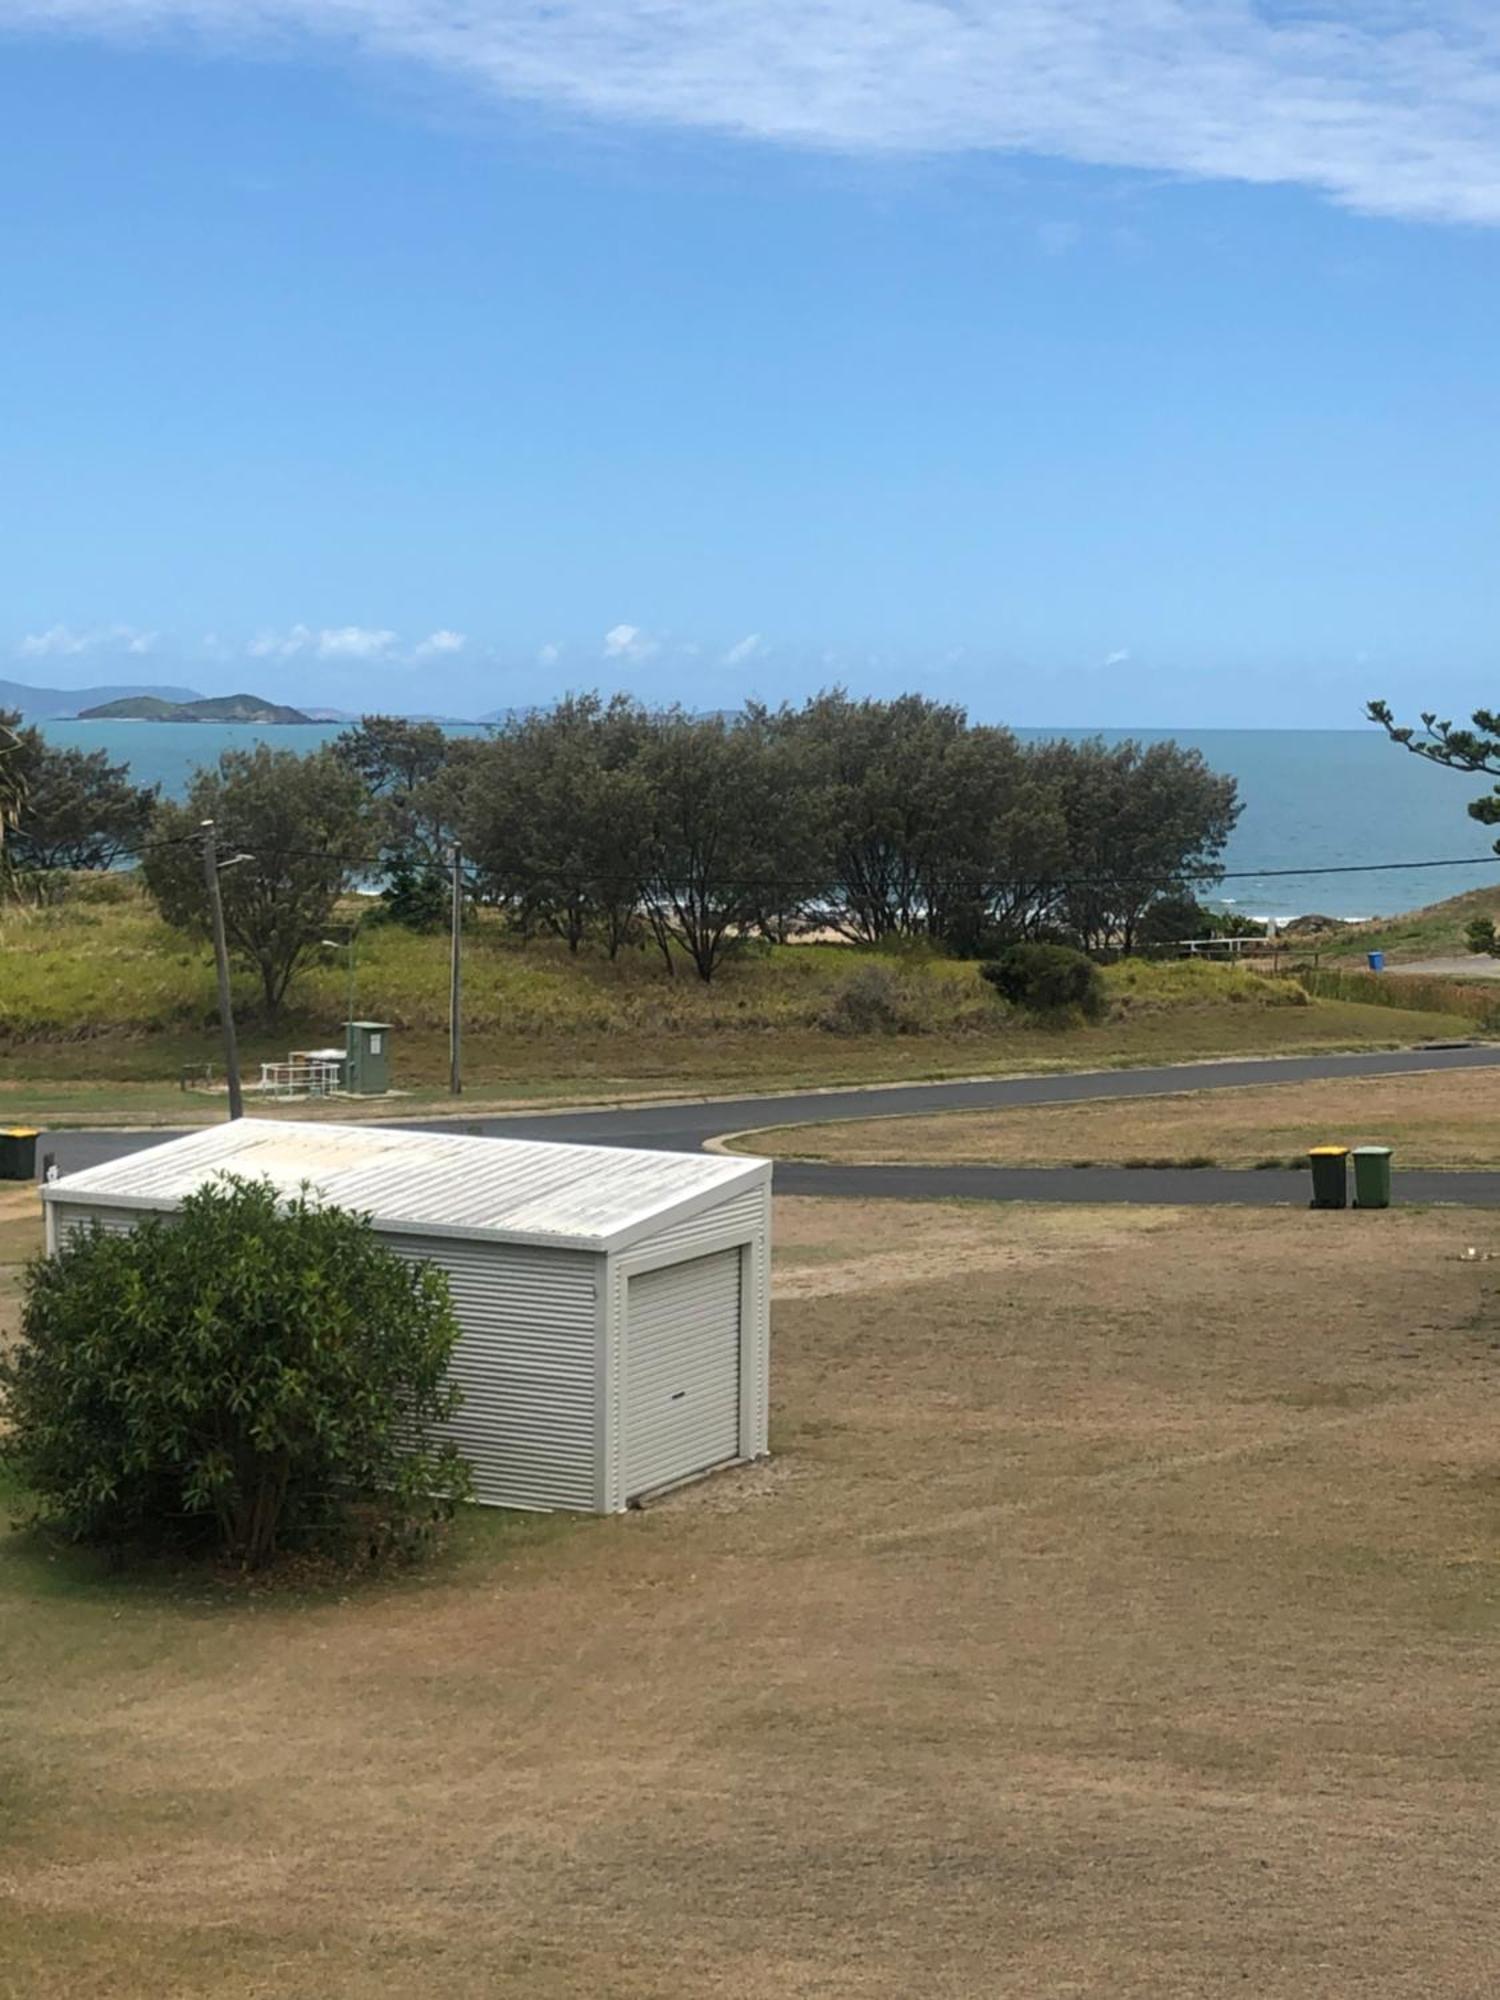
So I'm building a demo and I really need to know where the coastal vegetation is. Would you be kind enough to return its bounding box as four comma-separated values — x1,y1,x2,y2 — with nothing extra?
0,872,1482,1121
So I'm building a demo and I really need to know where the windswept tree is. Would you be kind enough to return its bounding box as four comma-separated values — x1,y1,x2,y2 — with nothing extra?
1368,699,1500,848
143,744,369,1018
333,714,455,867
0,710,29,878
0,713,156,875
6,741,157,871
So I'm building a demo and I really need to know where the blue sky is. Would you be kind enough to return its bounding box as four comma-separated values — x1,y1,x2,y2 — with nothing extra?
2,2,1499,725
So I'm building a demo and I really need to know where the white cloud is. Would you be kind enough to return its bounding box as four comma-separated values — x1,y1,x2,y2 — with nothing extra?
7,2,1500,224
603,622,658,661
17,622,154,658
537,641,561,666
413,628,466,658
1104,647,1131,668
317,625,399,659
18,625,89,659
723,633,763,666
248,624,398,660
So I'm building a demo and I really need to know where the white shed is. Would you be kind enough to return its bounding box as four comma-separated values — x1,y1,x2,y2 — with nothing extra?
42,1120,772,1513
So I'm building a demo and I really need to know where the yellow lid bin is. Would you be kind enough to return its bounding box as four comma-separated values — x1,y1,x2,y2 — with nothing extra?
1307,1145,1349,1211
0,1128,39,1181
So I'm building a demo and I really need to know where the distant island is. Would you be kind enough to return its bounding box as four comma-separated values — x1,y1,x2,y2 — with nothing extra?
76,692,314,724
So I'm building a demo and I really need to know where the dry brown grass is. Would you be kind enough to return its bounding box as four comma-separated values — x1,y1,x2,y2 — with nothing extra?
6,1196,1500,1996
744,1065,1500,1169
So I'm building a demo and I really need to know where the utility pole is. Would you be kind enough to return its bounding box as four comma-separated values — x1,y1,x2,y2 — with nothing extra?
449,842,463,1096
201,819,244,1120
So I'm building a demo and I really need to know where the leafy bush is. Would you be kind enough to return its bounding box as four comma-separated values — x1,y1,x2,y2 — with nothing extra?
820,962,923,1035
1135,894,1213,948
979,943,1106,1022
0,1176,471,1568
1465,914,1497,956
377,861,451,933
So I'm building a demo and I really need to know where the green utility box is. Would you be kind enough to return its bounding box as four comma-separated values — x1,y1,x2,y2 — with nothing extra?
0,1127,38,1181
1308,1145,1349,1210
1352,1146,1393,1210
344,1021,392,1096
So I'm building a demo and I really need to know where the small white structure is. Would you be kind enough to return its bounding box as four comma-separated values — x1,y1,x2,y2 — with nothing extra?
43,1120,772,1513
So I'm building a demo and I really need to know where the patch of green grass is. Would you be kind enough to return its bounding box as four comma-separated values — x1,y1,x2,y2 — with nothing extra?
3,878,1491,1118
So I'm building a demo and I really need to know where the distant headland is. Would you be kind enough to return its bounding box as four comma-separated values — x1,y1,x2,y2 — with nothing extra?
76,692,314,724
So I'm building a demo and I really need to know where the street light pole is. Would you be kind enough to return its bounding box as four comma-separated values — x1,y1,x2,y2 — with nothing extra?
201,819,244,1120
449,843,463,1096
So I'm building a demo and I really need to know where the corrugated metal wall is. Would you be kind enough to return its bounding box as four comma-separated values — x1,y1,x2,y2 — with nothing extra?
52,1203,138,1240
386,1234,602,1512
642,1184,767,1265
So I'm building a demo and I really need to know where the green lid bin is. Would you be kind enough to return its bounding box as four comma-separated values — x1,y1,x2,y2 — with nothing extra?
0,1127,39,1181
1308,1144,1349,1210
1352,1146,1393,1210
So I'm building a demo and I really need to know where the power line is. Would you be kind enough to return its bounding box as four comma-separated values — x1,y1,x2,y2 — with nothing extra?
104,843,1500,889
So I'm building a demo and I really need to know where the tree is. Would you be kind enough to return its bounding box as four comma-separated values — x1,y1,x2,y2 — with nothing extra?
0,1176,471,1568
1039,738,1240,953
457,694,653,956
0,710,28,879
772,690,974,942
5,740,156,871
333,714,454,867
143,744,369,1018
637,707,824,980
1368,697,1500,841
0,712,156,875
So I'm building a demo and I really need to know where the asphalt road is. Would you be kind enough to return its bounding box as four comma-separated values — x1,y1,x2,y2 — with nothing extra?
37,1041,1500,1206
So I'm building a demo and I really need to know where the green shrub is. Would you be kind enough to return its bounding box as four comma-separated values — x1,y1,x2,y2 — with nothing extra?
0,1176,471,1568
820,962,922,1035
1465,915,1497,957
1135,894,1213,948
979,943,1106,1022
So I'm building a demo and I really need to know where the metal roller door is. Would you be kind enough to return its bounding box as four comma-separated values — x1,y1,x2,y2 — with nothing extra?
625,1247,742,1499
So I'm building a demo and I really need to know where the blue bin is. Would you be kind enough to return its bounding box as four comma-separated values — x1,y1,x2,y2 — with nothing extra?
1367,951,1385,972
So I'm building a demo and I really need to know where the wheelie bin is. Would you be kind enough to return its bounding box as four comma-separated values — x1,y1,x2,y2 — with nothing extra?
1352,1146,1393,1210
1308,1145,1349,1210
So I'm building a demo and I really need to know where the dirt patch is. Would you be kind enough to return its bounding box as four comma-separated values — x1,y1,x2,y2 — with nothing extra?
6,1197,1500,1997
746,1067,1500,1169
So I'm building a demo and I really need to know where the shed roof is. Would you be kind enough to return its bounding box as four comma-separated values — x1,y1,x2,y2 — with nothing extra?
43,1119,769,1252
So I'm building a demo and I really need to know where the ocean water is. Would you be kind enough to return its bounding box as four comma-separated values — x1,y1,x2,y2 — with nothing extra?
35,718,1500,922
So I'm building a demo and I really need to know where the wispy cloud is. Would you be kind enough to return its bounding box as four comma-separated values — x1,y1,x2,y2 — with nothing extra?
413,628,465,658
537,641,561,666
1104,647,1131,668
603,622,658,661
6,3,1500,223
17,622,155,658
248,624,399,660
723,633,764,666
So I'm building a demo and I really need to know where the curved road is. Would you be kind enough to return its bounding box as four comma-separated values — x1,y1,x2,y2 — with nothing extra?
39,1041,1500,1206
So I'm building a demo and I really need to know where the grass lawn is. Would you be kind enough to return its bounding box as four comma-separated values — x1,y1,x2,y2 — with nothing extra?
6,1194,1500,1995
736,1065,1500,1169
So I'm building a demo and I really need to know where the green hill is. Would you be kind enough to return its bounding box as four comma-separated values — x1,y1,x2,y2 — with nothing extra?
78,691,314,724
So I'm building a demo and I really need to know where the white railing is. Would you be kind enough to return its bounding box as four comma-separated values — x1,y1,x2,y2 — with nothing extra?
257,1060,344,1099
